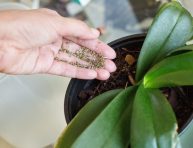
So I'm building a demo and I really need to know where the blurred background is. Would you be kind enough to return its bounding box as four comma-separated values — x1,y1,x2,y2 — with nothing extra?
0,0,192,148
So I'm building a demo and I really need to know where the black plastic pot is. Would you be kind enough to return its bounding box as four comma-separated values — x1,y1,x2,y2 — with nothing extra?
64,33,193,147
64,33,146,123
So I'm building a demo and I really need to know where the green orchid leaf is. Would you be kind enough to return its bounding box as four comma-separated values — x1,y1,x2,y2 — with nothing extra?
70,86,136,148
56,86,136,148
101,87,136,148
131,85,180,148
144,51,193,88
55,89,122,148
136,1,193,81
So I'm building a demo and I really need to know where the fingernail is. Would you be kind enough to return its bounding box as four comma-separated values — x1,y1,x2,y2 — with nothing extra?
105,60,117,72
111,50,116,59
111,63,117,72
91,28,100,37
104,47,116,59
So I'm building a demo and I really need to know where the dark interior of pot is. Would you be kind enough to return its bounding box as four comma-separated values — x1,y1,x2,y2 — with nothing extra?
64,33,193,133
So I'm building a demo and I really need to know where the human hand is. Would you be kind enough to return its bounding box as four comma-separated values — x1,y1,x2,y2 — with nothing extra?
0,9,116,80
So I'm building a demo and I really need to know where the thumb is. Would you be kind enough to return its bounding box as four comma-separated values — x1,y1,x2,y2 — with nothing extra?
58,17,100,39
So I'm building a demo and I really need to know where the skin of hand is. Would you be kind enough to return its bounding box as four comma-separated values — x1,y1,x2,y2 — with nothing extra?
0,9,116,80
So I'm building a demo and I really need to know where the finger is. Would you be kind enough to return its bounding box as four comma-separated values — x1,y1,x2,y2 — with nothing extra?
65,37,116,59
60,39,116,72
58,18,100,39
104,59,117,72
47,60,97,79
96,69,110,80
55,51,116,72
55,51,89,66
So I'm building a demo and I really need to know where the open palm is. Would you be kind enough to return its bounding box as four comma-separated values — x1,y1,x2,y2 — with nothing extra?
0,9,116,80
